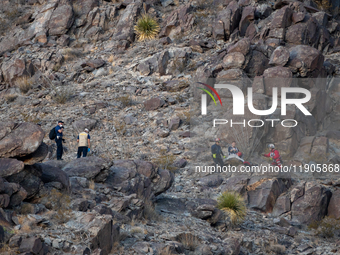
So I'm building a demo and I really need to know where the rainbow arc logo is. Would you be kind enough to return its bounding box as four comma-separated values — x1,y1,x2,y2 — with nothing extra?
197,82,222,106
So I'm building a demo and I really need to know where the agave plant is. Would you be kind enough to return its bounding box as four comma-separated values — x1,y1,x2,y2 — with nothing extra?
134,14,160,41
217,191,247,224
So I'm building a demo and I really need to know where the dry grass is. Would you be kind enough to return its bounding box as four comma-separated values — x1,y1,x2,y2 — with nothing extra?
117,95,132,108
153,149,177,171
16,76,34,94
314,0,332,11
20,203,34,214
108,55,114,63
114,119,126,136
0,243,18,255
143,199,162,221
53,87,71,104
44,189,72,224
308,216,340,238
177,233,200,251
130,226,144,234
89,180,95,190
179,110,191,125
61,48,84,62
5,94,18,103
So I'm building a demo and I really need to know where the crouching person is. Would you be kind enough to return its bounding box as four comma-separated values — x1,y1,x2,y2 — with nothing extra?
77,128,91,158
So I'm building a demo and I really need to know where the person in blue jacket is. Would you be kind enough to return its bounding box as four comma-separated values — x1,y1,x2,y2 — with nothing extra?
55,121,64,160
211,138,225,167
228,141,239,155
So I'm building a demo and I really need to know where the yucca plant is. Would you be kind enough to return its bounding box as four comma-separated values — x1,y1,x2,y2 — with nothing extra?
134,14,160,41
217,191,247,224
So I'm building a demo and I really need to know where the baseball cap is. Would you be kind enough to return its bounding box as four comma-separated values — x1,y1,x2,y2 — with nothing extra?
58,120,64,124
84,128,89,132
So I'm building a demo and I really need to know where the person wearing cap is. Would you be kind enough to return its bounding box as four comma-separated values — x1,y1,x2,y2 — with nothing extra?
77,128,91,158
262,144,282,167
211,138,225,167
55,121,64,160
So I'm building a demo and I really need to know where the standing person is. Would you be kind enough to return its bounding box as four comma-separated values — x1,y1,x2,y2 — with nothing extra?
211,138,225,167
77,128,91,158
55,121,64,160
228,141,239,155
262,144,282,167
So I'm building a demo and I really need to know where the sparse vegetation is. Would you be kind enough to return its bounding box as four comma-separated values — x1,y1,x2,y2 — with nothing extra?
5,94,18,103
117,95,132,108
89,180,95,190
53,87,71,104
61,48,84,62
308,216,340,238
176,233,200,251
314,0,332,11
134,15,160,41
217,191,247,224
20,203,34,214
153,149,177,171
43,189,71,224
16,76,34,94
143,199,162,221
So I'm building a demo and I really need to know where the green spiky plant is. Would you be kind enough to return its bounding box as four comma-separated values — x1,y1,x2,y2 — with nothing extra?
217,191,247,224
134,15,160,41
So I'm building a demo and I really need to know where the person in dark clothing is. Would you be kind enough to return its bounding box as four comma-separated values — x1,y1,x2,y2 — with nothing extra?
211,138,225,167
77,128,91,158
55,121,64,160
228,141,239,155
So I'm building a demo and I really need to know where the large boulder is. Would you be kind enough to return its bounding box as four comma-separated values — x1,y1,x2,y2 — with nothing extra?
239,6,255,36
247,178,291,213
328,189,340,219
291,182,331,224
72,118,97,132
159,4,194,38
48,1,74,36
112,3,141,42
17,143,48,165
62,156,110,180
287,45,324,76
0,158,24,178
1,58,35,86
0,122,45,158
6,166,43,199
269,46,289,66
244,50,269,77
34,163,70,191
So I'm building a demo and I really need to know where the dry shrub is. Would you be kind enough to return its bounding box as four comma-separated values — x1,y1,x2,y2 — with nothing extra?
130,226,144,234
16,76,34,94
45,189,72,224
153,149,176,171
308,216,340,238
5,94,18,103
179,110,191,125
117,95,131,108
20,203,34,214
176,233,200,251
314,0,331,11
108,55,114,63
61,48,84,62
143,199,161,221
114,119,126,136
270,244,286,254
53,87,71,104
89,180,95,190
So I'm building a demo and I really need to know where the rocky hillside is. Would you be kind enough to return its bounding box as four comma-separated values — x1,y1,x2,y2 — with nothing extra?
0,0,340,254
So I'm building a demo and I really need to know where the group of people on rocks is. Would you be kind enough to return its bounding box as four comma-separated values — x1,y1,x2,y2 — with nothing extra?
211,138,282,167
50,121,91,160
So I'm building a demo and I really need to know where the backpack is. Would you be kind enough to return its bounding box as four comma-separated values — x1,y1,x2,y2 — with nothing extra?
49,126,57,140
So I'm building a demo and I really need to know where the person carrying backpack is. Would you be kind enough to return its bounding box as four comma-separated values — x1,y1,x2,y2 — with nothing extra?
54,121,64,160
77,128,91,158
262,144,282,168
